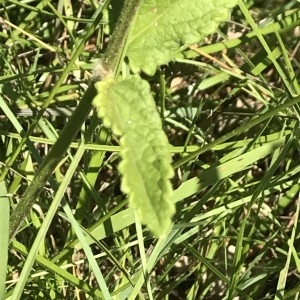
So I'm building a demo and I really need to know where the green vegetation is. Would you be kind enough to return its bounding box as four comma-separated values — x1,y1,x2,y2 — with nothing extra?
0,0,299,299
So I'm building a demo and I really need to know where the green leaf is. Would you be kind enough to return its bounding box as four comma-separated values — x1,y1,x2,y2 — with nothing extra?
93,75,175,238
126,0,238,75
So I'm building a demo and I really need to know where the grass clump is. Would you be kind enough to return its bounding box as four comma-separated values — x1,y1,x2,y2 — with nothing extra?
0,0,300,299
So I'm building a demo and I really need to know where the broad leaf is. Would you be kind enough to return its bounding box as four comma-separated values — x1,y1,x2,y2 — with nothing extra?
93,75,175,238
126,0,237,75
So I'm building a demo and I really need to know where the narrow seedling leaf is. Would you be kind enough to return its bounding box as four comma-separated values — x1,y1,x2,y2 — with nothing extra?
126,0,238,75
93,75,175,238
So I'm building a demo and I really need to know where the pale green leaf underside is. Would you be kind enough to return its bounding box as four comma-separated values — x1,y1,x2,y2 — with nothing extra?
127,0,238,75
93,75,175,238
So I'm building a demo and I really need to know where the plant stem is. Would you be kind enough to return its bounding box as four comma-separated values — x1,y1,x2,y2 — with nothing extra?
9,86,96,241
96,0,142,77
9,0,143,242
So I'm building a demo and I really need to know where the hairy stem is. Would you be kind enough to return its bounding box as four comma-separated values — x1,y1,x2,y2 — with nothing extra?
9,0,143,242
9,86,96,241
